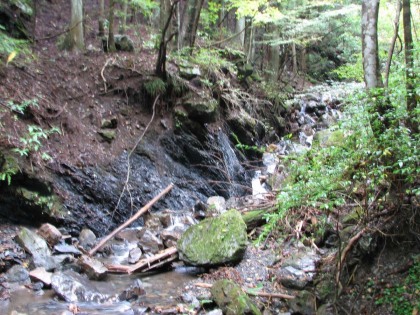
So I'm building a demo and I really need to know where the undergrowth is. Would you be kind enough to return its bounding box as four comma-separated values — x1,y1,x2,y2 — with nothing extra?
260,81,419,241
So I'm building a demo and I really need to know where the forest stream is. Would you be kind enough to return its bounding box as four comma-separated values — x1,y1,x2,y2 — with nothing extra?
0,83,364,315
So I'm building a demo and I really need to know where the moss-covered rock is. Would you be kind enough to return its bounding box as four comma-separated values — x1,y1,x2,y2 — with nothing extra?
210,279,261,315
177,210,247,267
183,95,218,123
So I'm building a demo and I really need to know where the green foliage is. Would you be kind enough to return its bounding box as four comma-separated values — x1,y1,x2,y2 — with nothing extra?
0,25,30,60
332,53,364,82
232,132,265,154
5,98,39,115
261,77,419,240
13,125,61,161
375,260,420,315
0,155,19,185
144,78,166,97
129,0,158,18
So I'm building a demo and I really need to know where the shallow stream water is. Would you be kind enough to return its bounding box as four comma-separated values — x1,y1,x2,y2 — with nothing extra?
4,269,199,314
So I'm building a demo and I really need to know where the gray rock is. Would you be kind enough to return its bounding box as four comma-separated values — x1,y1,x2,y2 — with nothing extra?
118,279,146,301
15,227,57,271
29,267,52,286
6,265,30,284
102,34,134,52
38,223,62,246
78,228,97,250
78,255,108,280
206,196,226,215
160,227,183,248
177,210,247,267
51,270,111,303
137,229,164,255
54,243,82,256
128,247,142,264
179,62,201,80
101,117,118,129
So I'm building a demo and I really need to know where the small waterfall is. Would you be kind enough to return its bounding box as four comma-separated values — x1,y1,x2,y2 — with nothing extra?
217,131,246,197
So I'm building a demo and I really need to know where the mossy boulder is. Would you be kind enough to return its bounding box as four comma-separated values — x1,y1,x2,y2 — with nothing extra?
177,210,247,267
183,95,218,123
210,279,261,315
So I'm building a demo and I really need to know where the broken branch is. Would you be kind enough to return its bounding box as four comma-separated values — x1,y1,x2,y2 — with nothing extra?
89,183,174,256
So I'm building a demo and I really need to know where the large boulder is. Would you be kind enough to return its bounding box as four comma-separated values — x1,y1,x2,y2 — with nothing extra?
210,279,261,315
177,210,247,267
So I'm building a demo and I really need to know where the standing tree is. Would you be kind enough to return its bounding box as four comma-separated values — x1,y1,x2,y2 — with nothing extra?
361,0,383,89
98,0,105,36
178,0,205,51
65,0,84,51
402,0,418,133
107,0,116,52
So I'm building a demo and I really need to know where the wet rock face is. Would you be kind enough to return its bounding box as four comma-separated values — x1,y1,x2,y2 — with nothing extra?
210,279,261,315
177,210,247,267
55,137,219,236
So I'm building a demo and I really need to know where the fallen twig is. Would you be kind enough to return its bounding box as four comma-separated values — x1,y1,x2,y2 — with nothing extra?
106,246,178,274
335,227,367,286
193,283,295,300
89,183,174,256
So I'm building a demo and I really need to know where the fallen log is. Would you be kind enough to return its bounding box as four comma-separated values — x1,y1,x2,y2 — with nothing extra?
194,282,295,300
89,183,174,256
106,246,178,274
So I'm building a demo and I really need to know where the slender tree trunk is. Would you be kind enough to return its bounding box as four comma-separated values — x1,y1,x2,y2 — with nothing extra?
178,0,204,51
107,0,116,52
243,16,253,61
402,0,418,133
68,0,84,51
384,0,402,88
234,15,245,49
98,0,105,36
291,42,297,74
361,0,383,89
120,0,128,34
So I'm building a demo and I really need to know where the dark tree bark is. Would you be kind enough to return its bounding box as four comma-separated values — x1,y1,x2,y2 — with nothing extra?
179,0,205,51
107,0,116,52
156,0,179,79
384,0,402,88
402,0,418,133
98,0,105,36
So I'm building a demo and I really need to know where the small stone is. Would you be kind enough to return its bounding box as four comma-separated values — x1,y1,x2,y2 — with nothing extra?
78,255,107,281
101,117,118,129
29,267,53,286
128,247,142,264
206,196,226,216
98,130,116,142
6,265,30,284
38,223,62,246
119,279,146,301
78,228,97,250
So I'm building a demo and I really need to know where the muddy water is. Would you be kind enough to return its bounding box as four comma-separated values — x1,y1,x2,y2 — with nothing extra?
5,269,199,314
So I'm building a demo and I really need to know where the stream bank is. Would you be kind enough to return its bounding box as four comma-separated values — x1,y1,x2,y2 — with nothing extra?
1,79,375,315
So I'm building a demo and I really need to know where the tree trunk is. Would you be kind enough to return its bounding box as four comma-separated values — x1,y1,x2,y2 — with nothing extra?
120,0,128,34
243,17,253,62
234,15,245,49
107,0,116,52
67,0,84,51
178,0,205,51
361,0,383,89
384,0,402,88
98,0,105,36
291,42,297,74
402,0,418,133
